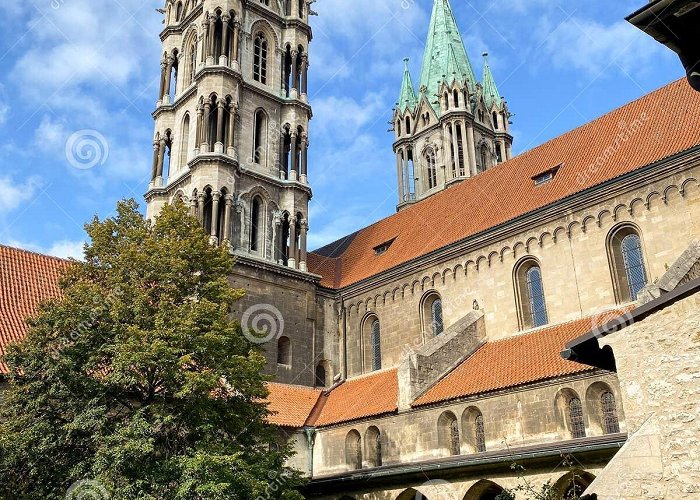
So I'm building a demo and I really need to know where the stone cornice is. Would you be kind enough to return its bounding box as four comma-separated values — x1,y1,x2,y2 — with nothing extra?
233,253,321,284
159,3,203,41
152,84,199,119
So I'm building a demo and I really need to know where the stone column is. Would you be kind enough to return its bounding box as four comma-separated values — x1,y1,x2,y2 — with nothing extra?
215,101,225,153
235,200,244,250
210,191,220,243
396,150,405,203
197,192,206,223
156,139,166,184
202,101,211,152
189,197,197,217
163,56,174,104
281,51,287,95
288,216,297,269
272,211,281,263
232,22,240,70
220,15,230,65
194,106,203,155
151,141,160,181
280,129,287,178
158,59,167,103
300,136,308,183
299,219,308,272
290,131,298,181
459,120,469,176
466,122,477,176
223,195,233,246
291,50,299,97
207,15,216,65
450,123,460,180
226,104,237,157
201,19,209,63
301,55,308,96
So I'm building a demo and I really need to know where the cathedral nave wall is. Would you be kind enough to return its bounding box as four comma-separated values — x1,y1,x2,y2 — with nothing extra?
342,161,700,377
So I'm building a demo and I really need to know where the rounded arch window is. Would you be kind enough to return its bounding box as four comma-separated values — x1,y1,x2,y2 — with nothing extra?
585,382,621,435
253,32,268,84
364,426,382,467
250,195,264,253
253,109,268,165
461,406,486,453
437,411,460,456
344,430,362,470
607,225,648,303
514,258,548,330
276,335,291,365
556,388,586,439
425,148,437,190
362,315,382,373
421,291,444,338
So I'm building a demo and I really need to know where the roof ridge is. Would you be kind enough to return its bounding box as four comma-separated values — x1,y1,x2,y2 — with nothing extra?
0,244,72,263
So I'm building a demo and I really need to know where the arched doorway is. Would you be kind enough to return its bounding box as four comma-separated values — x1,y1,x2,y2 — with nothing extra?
552,470,596,499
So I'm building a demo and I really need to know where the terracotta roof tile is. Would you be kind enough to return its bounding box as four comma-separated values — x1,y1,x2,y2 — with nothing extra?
413,312,626,407
314,369,398,427
0,245,67,374
310,79,700,289
265,382,322,428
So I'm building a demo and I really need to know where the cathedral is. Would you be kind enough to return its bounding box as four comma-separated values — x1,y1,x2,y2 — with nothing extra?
2,0,700,498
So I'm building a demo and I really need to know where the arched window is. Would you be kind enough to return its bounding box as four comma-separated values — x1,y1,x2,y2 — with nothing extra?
437,411,460,456
425,148,437,189
608,225,648,303
179,114,190,170
601,391,620,434
253,32,268,84
253,109,267,164
453,89,459,107
175,1,183,21
492,111,499,129
515,259,548,329
250,196,263,253
371,319,381,371
474,414,486,452
345,430,362,470
397,119,402,136
405,116,411,134
315,363,327,387
479,144,488,173
455,122,465,176
461,407,486,453
365,426,382,467
421,291,443,337
568,397,586,439
277,336,291,365
188,39,197,84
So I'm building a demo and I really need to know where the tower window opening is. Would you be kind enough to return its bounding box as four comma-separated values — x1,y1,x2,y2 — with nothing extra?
492,111,499,129
253,109,267,164
453,89,459,107
601,391,620,434
253,32,268,84
568,397,586,439
426,148,437,189
448,124,457,178
405,116,411,134
250,196,263,253
456,122,465,176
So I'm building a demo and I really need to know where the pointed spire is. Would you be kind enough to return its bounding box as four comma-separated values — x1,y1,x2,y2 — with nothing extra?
418,0,477,113
397,58,418,113
481,52,502,109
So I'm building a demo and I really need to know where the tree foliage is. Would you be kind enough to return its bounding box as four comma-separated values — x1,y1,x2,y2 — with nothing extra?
0,200,304,500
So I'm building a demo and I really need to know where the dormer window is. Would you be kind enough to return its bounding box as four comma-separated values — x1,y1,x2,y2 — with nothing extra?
532,164,562,186
374,238,396,255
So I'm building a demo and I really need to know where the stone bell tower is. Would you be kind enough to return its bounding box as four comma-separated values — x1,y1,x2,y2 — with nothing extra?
391,0,513,211
145,0,313,272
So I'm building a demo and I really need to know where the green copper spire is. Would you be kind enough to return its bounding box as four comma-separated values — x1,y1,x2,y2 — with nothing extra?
397,58,418,113
481,52,502,109
418,0,477,112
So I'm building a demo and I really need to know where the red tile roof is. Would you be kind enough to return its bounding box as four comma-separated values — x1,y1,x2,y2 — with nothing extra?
312,369,399,427
0,245,68,374
413,313,626,407
265,382,322,427
309,79,700,289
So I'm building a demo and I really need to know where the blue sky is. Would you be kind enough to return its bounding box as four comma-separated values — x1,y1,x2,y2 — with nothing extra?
0,0,683,258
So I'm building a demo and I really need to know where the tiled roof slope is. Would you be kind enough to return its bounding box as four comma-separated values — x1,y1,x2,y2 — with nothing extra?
265,382,322,428
0,245,68,374
309,79,700,289
312,369,398,427
413,312,626,407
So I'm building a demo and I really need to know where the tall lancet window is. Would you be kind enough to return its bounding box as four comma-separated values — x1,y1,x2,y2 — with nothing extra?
426,148,437,189
253,32,268,84
515,259,548,329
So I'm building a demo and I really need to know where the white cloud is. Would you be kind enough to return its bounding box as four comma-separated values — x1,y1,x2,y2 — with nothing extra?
0,176,43,214
542,17,670,78
4,238,85,260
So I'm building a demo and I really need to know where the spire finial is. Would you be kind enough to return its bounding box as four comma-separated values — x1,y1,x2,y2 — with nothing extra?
482,52,489,59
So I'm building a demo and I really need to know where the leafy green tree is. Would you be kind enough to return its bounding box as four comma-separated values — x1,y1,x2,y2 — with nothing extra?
0,200,304,500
